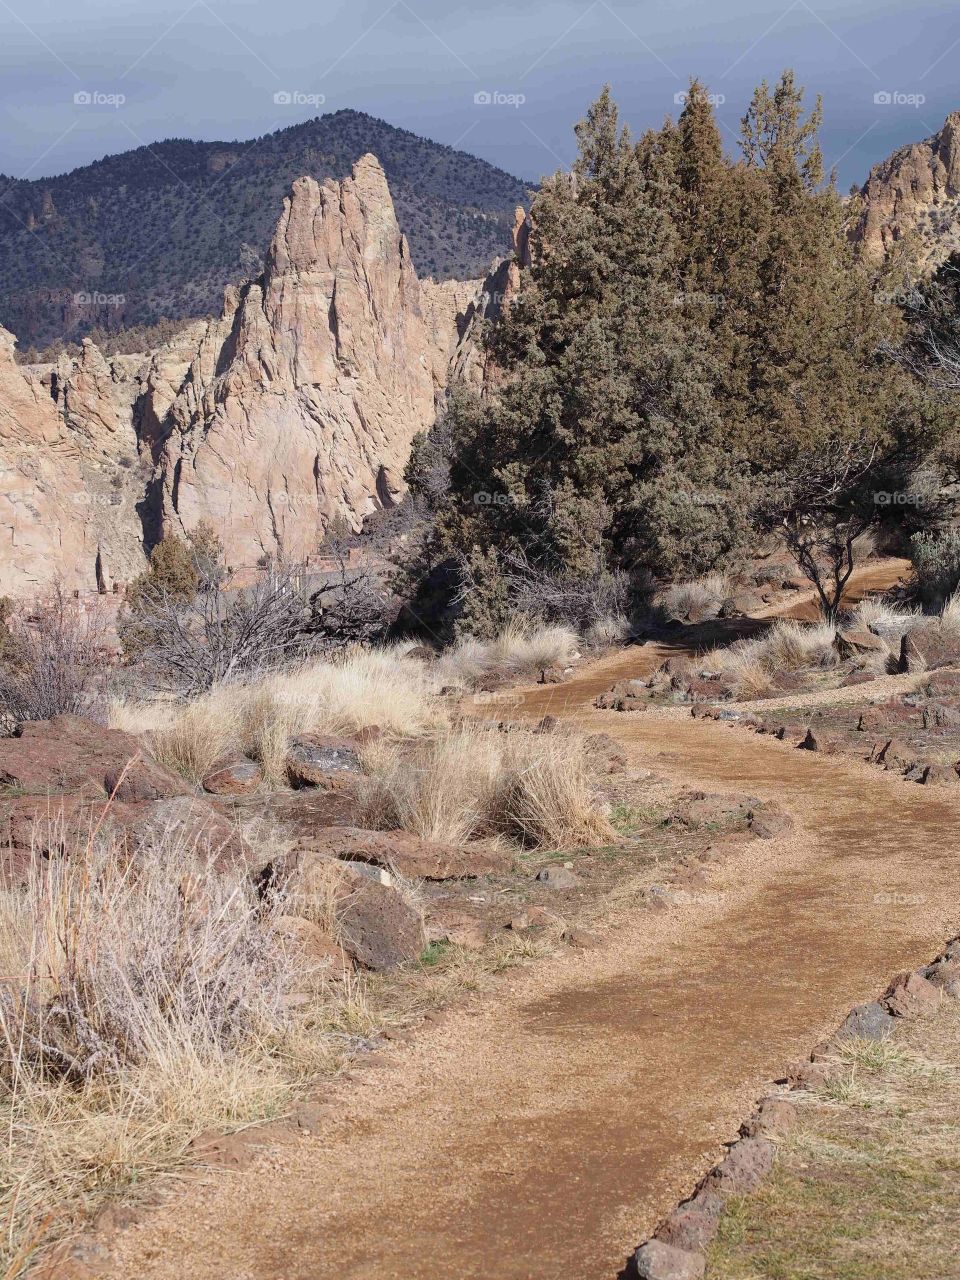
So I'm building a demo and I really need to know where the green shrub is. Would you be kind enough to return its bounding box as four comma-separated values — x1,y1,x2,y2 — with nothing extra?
910,528,960,607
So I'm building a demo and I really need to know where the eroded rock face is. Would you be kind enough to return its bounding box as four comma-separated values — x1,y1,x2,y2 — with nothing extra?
853,111,960,268
0,325,146,593
0,155,491,594
155,155,456,565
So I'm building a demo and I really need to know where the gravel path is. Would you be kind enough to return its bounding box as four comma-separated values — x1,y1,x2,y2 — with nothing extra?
95,562,960,1280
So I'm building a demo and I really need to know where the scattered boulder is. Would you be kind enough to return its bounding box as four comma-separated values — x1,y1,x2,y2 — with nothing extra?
286,735,362,787
922,702,960,729
595,679,649,712
900,622,960,672
841,670,877,688
835,1001,895,1042
274,914,352,974
538,665,571,685
798,727,837,753
883,971,940,1018
337,869,424,971
871,737,916,772
583,732,627,774
834,628,887,659
747,803,793,839
635,1239,705,1280
202,756,263,796
260,849,423,970
925,670,960,697
740,1097,796,1139
133,796,251,870
425,908,487,951
0,714,190,802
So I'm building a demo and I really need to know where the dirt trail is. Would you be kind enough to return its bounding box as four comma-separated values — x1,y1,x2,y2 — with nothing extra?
100,559,960,1280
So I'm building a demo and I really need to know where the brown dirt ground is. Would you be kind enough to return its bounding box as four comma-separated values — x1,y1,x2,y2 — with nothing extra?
90,559,960,1280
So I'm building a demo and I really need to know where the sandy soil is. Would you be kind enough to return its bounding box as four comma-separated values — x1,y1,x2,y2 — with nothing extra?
94,558,960,1280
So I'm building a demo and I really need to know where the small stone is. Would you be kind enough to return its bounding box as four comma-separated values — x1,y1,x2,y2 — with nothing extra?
286,735,362,787
202,756,263,795
655,1189,723,1252
704,1136,775,1195
883,971,940,1018
536,866,580,890
740,1097,797,1139
635,1238,705,1280
835,1001,896,1042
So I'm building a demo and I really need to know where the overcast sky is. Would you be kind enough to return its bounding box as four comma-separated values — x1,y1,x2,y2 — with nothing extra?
0,0,956,188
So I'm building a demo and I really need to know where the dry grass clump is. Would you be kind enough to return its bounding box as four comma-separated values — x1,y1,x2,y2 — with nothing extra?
848,595,922,640
435,621,580,691
583,613,633,649
110,646,447,786
356,722,614,849
703,619,839,699
0,823,342,1273
656,574,728,622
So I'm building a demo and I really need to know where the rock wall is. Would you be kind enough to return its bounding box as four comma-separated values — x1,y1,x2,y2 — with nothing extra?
154,155,462,565
853,111,960,269
0,154,489,594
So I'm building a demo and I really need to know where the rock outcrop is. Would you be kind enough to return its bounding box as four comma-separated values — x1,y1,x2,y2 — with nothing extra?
853,111,960,268
0,154,493,594
154,155,459,565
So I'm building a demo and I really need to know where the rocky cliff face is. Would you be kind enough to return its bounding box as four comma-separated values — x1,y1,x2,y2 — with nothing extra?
0,329,147,595
0,154,485,594
155,155,462,565
853,112,960,268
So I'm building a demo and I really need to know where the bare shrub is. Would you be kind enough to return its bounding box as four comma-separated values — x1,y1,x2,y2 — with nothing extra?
125,566,316,695
309,539,395,650
0,819,356,1270
356,723,614,849
0,588,110,727
703,619,839,698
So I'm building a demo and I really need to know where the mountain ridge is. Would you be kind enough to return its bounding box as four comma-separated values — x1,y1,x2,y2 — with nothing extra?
0,109,529,350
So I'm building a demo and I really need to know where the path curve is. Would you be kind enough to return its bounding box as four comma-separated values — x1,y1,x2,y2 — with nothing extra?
99,560,960,1280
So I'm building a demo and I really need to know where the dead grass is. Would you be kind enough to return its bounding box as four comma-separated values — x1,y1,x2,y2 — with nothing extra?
703,619,839,698
707,1001,960,1280
0,823,366,1275
435,621,580,691
356,723,615,849
110,646,448,786
656,574,728,622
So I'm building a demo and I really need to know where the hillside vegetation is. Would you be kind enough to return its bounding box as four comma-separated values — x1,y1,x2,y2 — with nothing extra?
0,109,529,350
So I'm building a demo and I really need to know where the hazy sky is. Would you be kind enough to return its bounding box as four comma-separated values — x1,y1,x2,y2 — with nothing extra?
0,0,956,188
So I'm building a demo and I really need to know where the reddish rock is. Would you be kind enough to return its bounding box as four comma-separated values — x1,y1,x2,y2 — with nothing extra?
286,735,362,787
925,670,960,697
202,757,263,795
655,1189,723,1253
0,714,189,801
798,726,837,753
262,850,423,970
704,1136,776,1195
425,908,487,950
133,796,250,869
747,803,793,839
841,670,877,688
583,732,627,773
883,971,940,1018
538,665,569,685
872,737,915,772
274,914,352,973
740,1097,797,1139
